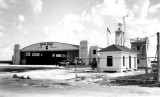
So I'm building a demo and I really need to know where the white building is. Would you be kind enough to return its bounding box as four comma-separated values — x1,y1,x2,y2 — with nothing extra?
130,37,150,68
98,44,138,72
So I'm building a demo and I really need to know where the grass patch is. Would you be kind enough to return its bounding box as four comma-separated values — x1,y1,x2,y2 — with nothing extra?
110,73,159,87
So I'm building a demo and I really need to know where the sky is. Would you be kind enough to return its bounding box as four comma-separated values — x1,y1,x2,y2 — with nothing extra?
0,0,160,60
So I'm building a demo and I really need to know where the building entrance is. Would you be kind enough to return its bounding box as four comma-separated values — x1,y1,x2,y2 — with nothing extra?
23,51,67,65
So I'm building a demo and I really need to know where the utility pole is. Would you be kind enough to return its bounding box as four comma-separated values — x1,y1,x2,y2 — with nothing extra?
157,32,160,82
122,15,128,47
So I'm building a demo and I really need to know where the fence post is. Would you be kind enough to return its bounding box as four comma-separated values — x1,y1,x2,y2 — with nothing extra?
75,57,78,78
157,32,160,82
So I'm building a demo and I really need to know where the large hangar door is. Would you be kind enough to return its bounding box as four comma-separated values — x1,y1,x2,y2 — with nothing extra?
25,51,67,65
26,52,43,65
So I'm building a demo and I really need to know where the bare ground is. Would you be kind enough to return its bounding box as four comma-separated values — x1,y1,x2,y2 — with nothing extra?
0,65,160,97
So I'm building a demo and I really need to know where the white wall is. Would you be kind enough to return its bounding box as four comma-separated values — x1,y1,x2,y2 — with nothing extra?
89,46,99,63
99,51,121,72
121,52,137,71
99,51,137,72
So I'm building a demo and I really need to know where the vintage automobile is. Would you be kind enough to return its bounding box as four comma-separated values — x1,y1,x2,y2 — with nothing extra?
70,59,83,65
70,60,76,65
58,60,70,67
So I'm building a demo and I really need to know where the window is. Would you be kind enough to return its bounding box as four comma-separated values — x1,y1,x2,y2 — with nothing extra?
46,46,48,50
123,56,125,66
26,52,30,56
62,54,66,58
129,56,131,68
52,54,55,57
107,56,113,66
32,53,40,56
56,54,61,57
93,50,96,54
137,46,140,51
137,59,140,64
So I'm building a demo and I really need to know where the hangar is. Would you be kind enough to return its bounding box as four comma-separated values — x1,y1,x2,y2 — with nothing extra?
12,40,100,65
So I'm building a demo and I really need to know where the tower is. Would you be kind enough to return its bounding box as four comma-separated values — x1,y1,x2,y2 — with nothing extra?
115,23,124,46
79,40,89,65
130,37,150,68
13,44,20,65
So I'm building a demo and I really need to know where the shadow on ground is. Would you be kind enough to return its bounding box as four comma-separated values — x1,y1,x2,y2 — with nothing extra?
0,67,61,73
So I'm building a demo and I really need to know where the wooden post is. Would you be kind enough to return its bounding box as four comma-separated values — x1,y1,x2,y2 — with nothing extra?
157,32,160,82
75,57,78,78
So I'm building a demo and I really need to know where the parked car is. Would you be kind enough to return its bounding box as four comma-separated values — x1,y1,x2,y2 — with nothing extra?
70,60,76,65
58,60,70,67
70,59,83,65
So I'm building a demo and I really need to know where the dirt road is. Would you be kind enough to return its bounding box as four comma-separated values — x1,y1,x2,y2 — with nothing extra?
1,81,160,97
0,65,160,97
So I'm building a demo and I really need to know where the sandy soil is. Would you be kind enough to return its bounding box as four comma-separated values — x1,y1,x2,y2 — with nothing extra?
0,65,160,97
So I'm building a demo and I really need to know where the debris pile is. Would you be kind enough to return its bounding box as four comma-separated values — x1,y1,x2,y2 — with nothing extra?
12,74,31,79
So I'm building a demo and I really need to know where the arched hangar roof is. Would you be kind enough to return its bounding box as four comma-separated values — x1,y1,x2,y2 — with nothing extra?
20,42,79,52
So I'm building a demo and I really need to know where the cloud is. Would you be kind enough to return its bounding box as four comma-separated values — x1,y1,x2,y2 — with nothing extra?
46,0,129,46
17,14,28,35
47,12,108,46
17,15,25,31
23,30,29,35
43,26,50,35
28,0,43,16
0,0,17,9
0,32,4,38
0,0,8,8
139,0,149,18
0,45,13,60
49,13,85,44
149,4,160,13
124,0,160,39
18,14,25,22
100,0,128,17
120,0,160,57
46,0,160,57
0,26,4,38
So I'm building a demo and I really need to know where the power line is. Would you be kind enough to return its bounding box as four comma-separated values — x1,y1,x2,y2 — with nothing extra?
147,33,157,38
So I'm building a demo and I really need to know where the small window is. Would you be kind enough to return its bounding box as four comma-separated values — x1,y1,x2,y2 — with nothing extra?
26,52,30,56
52,54,55,57
56,54,61,57
32,53,40,56
137,59,140,64
129,56,131,68
137,46,140,50
62,54,66,58
107,56,113,66
123,56,125,66
46,46,48,50
93,50,96,54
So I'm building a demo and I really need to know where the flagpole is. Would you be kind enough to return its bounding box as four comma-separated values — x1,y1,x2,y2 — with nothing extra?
107,27,109,46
